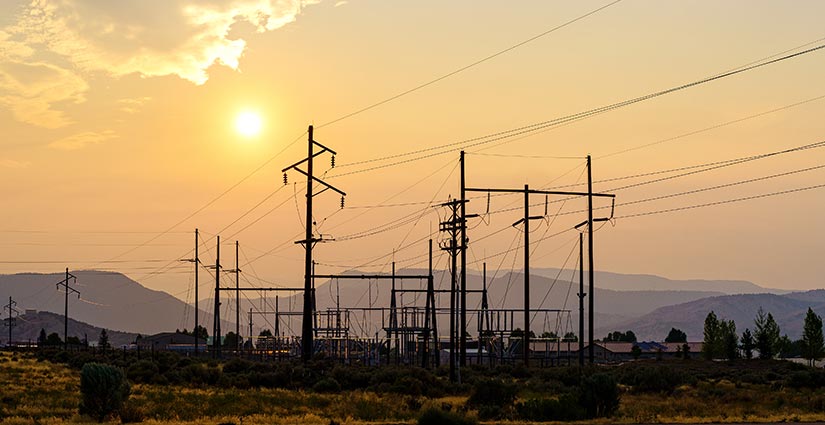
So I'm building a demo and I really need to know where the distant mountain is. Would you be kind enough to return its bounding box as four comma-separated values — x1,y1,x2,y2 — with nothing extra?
533,268,789,295
6,310,138,347
0,271,229,335
614,291,825,341
209,269,727,339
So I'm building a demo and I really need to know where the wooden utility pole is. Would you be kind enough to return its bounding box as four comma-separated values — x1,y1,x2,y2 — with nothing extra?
55,269,78,350
180,229,200,354
213,236,221,357
282,125,345,362
578,232,585,366
4,296,19,347
587,155,595,364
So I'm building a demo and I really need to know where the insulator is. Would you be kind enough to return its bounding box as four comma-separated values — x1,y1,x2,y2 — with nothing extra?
331,155,336,168
283,172,288,185
340,196,345,209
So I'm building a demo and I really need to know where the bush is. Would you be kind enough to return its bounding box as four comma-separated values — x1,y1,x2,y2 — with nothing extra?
466,378,517,419
126,360,159,384
118,401,145,424
578,373,620,418
79,363,131,422
516,394,585,421
623,366,687,394
418,408,477,425
313,377,342,393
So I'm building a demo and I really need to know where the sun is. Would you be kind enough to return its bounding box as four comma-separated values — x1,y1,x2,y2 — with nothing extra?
235,111,262,137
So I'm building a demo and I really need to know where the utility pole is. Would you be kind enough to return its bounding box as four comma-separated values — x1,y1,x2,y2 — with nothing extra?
439,199,462,382
578,232,585,366
282,125,345,362
459,151,468,366
464,164,614,366
212,236,221,358
4,296,19,347
221,240,242,352
180,229,200,355
523,185,531,365
55,269,78,350
587,155,595,364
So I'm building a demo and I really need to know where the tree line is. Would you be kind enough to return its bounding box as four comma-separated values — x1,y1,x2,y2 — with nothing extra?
702,307,825,365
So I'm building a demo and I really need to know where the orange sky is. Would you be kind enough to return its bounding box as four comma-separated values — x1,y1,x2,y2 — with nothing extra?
1,0,824,304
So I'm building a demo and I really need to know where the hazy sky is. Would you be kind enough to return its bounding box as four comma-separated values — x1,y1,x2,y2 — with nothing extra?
1,0,824,306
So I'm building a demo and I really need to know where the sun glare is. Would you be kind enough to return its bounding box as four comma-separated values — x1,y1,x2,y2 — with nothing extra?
235,111,262,137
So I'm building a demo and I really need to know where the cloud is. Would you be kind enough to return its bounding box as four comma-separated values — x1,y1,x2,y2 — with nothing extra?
49,130,117,150
0,61,88,128
117,96,153,114
7,0,321,85
334,1,348,7
0,159,31,169
0,0,319,127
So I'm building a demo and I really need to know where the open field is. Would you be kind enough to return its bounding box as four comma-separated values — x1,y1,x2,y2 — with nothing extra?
4,351,825,424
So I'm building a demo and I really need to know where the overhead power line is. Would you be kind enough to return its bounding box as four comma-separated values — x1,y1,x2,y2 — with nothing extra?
317,0,623,128
615,182,825,219
331,42,825,174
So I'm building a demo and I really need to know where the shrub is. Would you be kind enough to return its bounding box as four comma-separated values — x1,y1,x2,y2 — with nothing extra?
466,378,517,419
516,394,585,421
313,377,342,393
418,408,477,425
126,359,159,384
118,401,145,424
578,373,620,418
79,363,131,422
623,366,687,394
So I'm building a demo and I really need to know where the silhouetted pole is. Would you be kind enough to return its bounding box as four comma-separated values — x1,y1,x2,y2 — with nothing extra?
587,155,595,364
459,150,467,366
303,126,314,360
195,229,199,354
450,202,458,381
578,232,585,366
235,240,240,351
56,268,78,350
213,236,221,357
64,267,69,349
523,184,530,366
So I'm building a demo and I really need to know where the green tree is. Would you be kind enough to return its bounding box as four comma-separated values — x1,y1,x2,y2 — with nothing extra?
46,332,62,346
578,374,620,418
194,325,208,340
720,319,739,362
665,328,687,343
259,329,273,337
98,329,110,349
631,345,641,360
66,336,82,346
801,307,825,366
681,343,691,360
740,328,755,360
604,331,637,343
37,328,47,346
79,363,130,422
563,332,578,342
754,307,780,359
702,311,721,360
223,331,242,349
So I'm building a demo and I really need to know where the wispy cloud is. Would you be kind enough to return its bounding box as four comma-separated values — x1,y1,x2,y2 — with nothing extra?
49,130,117,151
0,159,31,169
334,1,348,7
117,96,152,114
0,61,88,128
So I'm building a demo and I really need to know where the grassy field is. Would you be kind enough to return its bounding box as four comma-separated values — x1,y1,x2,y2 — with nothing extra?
4,351,825,424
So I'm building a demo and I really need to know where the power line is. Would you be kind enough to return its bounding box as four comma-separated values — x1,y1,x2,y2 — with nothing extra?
615,182,825,219
331,41,825,174
317,0,623,128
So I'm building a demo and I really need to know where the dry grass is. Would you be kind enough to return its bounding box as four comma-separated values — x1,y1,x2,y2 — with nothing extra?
6,351,825,424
